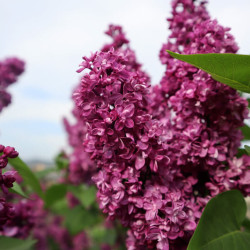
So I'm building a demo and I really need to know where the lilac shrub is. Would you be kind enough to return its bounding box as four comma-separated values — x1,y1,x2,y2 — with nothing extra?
72,0,250,249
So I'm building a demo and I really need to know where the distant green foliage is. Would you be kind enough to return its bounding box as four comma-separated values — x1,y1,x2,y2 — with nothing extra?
55,152,69,170
44,183,67,207
64,205,102,235
0,236,36,250
8,156,43,198
10,181,29,199
244,145,250,155
241,124,250,141
68,184,97,208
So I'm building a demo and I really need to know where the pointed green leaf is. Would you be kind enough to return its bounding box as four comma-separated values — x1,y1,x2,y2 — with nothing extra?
241,124,250,141
236,148,247,158
244,145,250,155
64,205,101,235
89,226,117,245
167,51,250,93
8,156,43,198
10,182,29,199
55,152,69,170
187,190,250,250
68,184,97,208
0,236,36,250
44,183,67,207
242,218,250,233
49,198,69,216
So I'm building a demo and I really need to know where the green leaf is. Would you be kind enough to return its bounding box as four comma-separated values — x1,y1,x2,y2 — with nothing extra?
247,99,250,108
242,218,250,233
244,145,250,155
49,198,69,216
68,185,97,208
167,51,250,93
44,183,67,207
89,226,117,245
35,167,57,179
8,157,43,198
10,182,29,199
47,237,60,250
236,148,247,158
65,205,101,235
0,236,36,250
55,152,69,170
241,124,250,141
187,190,250,250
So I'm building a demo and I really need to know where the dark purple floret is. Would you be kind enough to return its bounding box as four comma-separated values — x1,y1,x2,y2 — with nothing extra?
0,57,25,112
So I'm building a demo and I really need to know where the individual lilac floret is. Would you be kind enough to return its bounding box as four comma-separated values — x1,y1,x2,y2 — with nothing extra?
0,145,18,195
0,58,25,112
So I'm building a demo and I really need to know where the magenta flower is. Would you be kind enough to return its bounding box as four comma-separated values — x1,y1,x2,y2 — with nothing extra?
0,58,25,112
144,198,163,221
70,1,250,249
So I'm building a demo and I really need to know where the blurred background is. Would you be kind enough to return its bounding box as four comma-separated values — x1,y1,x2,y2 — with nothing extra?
1,0,250,162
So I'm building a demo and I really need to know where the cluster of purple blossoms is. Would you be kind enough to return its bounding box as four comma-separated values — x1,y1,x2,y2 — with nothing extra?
64,24,150,186
155,0,250,199
0,57,25,113
70,0,250,249
64,105,96,185
33,210,89,250
0,145,18,233
0,148,39,240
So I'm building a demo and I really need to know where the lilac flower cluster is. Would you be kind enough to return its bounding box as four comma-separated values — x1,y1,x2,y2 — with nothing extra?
64,25,149,186
8,193,90,250
0,58,25,112
64,106,96,185
0,150,39,240
71,1,250,249
155,0,250,197
34,213,89,250
0,145,18,232
73,24,194,249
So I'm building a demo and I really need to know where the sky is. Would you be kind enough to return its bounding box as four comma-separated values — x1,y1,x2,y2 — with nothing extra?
1,0,250,162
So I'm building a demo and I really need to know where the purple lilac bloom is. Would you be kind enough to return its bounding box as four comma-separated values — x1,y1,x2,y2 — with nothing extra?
1,198,37,239
74,24,195,249
73,1,250,249
31,195,90,250
0,58,25,112
0,148,41,241
64,105,96,185
64,24,150,186
0,145,18,231
72,231,89,250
